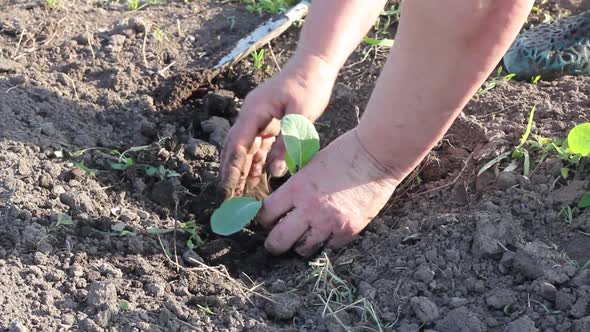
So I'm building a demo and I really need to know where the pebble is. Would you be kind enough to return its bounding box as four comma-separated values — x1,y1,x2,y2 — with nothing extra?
570,294,590,319
436,307,485,332
486,289,517,309
449,297,469,308
556,290,577,311
263,292,302,320
182,249,204,266
533,281,557,301
87,282,118,309
410,296,439,324
146,283,166,297
505,316,538,332
413,264,435,283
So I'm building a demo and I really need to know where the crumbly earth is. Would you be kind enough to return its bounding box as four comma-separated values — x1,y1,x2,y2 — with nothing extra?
1,0,590,331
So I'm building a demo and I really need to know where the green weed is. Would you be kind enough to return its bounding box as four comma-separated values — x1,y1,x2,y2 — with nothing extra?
147,219,204,250
477,67,516,96
45,0,60,8
242,0,297,15
250,49,266,70
153,27,167,42
127,0,140,10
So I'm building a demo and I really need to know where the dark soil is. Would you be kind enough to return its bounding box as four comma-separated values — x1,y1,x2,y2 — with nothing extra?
2,0,590,331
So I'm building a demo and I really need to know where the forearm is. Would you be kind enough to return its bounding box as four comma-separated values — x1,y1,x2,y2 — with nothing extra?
356,0,533,181
286,0,388,81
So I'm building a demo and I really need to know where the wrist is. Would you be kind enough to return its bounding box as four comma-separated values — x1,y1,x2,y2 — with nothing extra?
284,47,341,86
354,125,418,183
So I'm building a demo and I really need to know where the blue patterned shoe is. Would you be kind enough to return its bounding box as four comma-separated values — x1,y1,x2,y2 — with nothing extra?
503,10,590,79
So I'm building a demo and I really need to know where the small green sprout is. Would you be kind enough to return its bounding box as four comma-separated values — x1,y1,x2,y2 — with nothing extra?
119,300,130,311
127,0,140,10
477,67,516,96
578,192,590,209
153,27,167,42
210,114,320,236
56,214,74,227
45,0,60,8
531,75,542,84
250,49,266,70
363,36,394,48
243,0,297,15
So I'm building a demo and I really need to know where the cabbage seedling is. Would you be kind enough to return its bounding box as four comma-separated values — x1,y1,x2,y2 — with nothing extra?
210,114,320,236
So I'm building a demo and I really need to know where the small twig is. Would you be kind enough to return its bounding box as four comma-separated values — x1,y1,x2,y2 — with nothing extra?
267,43,281,71
157,61,176,77
5,85,19,94
142,24,151,68
85,24,96,59
173,202,180,273
63,74,79,100
13,28,26,58
174,318,199,330
157,235,183,270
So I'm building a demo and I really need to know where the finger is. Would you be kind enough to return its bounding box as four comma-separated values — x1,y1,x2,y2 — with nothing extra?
267,134,288,177
256,179,295,229
326,231,356,250
294,228,332,257
265,208,309,256
219,144,248,199
245,136,275,197
233,136,261,197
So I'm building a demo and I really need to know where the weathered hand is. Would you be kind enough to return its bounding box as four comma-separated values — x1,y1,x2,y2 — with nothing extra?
256,129,399,257
220,55,336,199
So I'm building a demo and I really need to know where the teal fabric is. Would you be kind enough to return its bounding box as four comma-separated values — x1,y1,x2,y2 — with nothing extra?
503,11,590,79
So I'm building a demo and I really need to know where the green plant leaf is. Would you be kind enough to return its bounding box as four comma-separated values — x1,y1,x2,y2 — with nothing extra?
516,105,536,149
363,36,394,47
146,227,174,234
210,197,262,236
578,192,590,208
561,167,570,179
119,300,130,311
281,114,320,175
567,123,590,157
56,214,74,226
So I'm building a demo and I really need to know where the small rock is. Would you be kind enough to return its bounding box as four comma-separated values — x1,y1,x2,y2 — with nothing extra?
137,210,150,220
95,309,114,328
119,210,138,223
204,91,237,118
410,296,439,324
413,264,435,283
263,292,302,320
185,138,218,160
436,307,485,332
571,269,590,287
486,289,517,309
472,213,514,257
87,282,118,309
573,316,590,332
497,171,518,190
556,290,577,311
552,180,587,206
182,250,204,266
0,58,22,73
150,178,179,206
127,17,147,33
532,281,557,301
59,192,95,214
505,316,538,332
449,297,469,308
146,283,165,297
201,116,230,148
8,321,28,332
18,210,32,222
79,318,103,332
570,294,590,318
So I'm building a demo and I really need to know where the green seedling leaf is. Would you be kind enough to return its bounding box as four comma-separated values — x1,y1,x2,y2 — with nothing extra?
56,214,74,226
210,197,262,236
517,105,537,149
74,162,97,176
119,300,130,311
363,36,394,47
561,167,570,179
578,192,590,209
567,123,590,157
281,114,320,174
477,151,510,176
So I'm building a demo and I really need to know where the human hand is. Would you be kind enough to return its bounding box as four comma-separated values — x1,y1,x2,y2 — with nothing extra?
256,129,399,257
220,54,338,199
